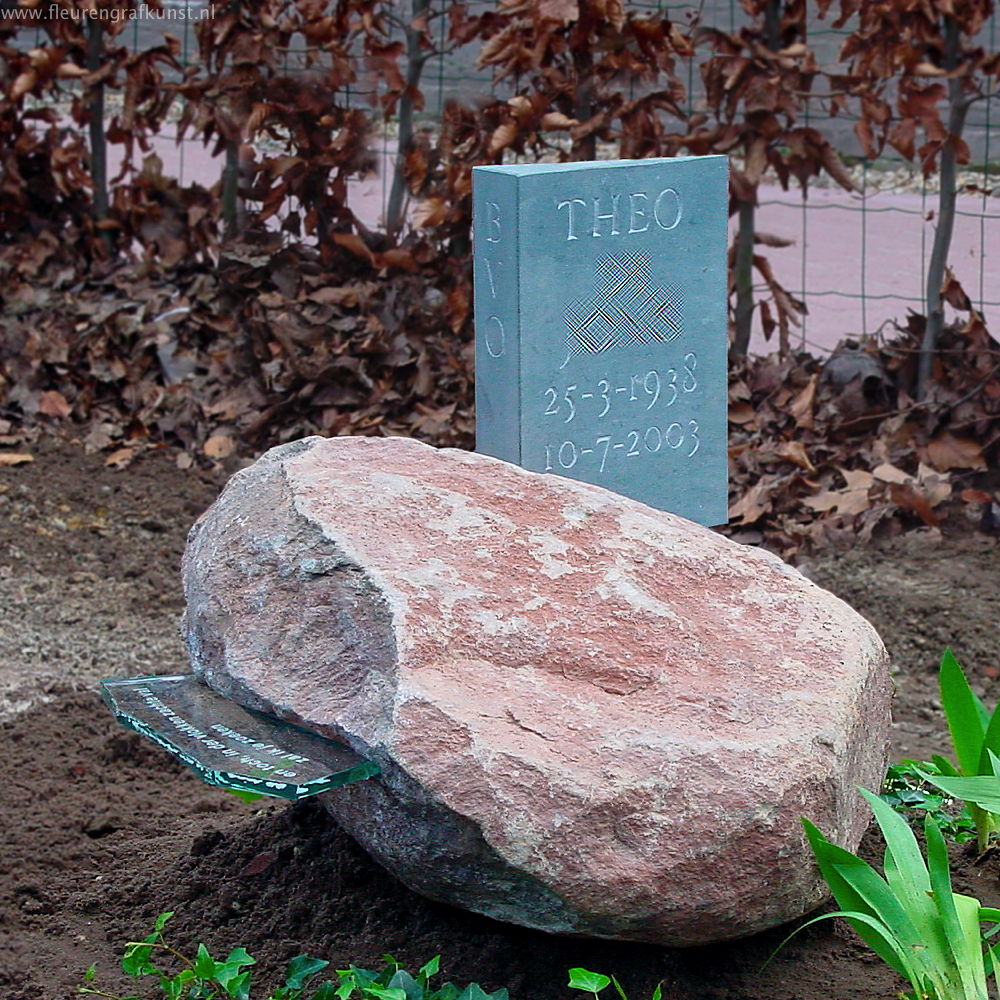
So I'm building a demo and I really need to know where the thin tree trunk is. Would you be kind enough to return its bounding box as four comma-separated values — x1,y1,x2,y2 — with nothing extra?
220,0,244,239
918,15,968,399
572,43,596,161
732,197,756,356
222,140,240,237
731,0,781,357
763,0,781,49
386,0,430,241
86,19,108,224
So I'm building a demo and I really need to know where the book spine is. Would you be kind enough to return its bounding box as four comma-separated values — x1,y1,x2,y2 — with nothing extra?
473,169,520,462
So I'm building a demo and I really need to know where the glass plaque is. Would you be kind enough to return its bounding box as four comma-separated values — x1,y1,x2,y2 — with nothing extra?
100,674,380,800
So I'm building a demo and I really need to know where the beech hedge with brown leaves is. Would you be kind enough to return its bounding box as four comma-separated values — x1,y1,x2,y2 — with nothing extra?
1,0,999,552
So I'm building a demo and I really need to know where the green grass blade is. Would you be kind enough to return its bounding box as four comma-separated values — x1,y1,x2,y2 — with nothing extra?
919,772,1000,814
860,789,930,896
925,815,986,1000
941,649,988,776
764,910,919,990
932,755,961,777
980,712,1000,775
864,790,971,993
803,819,919,976
984,941,1000,1000
952,892,989,1000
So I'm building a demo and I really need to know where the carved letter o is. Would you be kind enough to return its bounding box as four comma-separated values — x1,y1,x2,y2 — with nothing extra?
485,315,505,357
653,188,682,230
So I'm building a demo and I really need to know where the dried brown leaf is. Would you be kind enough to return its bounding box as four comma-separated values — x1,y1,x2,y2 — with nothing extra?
788,375,817,429
754,232,795,248
38,390,71,419
776,440,815,471
872,463,911,485
729,481,772,525
889,482,939,527
925,432,986,472
540,112,578,130
203,434,236,459
487,121,519,157
104,447,136,469
728,401,757,426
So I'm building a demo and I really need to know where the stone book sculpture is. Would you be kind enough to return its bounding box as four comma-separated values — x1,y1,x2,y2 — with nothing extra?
473,156,728,525
101,675,380,800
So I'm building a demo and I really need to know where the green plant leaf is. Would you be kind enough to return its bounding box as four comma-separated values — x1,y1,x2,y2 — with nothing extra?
985,941,1000,985
194,943,219,980
163,975,185,1000
122,942,156,977
227,789,265,803
287,956,330,990
335,976,358,1000
215,950,255,1000
360,985,407,1000
919,771,1000,814
455,984,501,1000
940,648,987,776
924,813,985,1000
348,967,381,990
83,963,96,982
979,708,1000,775
765,909,919,988
567,970,611,995
223,947,255,969
388,969,423,1000
610,976,628,1000
312,984,340,1000
153,912,174,933
801,818,912,977
220,968,253,1000
860,790,930,902
164,969,195,1000
418,957,441,984
932,754,961,777
378,956,401,982
650,985,662,1000
432,983,461,1000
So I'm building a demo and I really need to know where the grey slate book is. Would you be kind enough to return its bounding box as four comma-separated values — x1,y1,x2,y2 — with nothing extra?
473,156,729,526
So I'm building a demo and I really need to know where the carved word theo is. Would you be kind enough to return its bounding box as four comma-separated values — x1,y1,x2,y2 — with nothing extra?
473,157,728,525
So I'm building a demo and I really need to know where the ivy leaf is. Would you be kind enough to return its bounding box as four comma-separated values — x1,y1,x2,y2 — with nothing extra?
122,943,156,977
285,956,330,989
193,943,219,979
567,970,611,995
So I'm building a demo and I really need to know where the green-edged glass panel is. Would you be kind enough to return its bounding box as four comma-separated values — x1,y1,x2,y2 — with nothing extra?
100,674,379,800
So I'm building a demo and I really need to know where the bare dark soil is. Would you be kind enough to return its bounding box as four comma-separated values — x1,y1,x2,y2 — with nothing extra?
2,443,1000,1000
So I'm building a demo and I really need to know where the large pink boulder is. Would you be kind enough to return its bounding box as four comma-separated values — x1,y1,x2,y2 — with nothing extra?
181,436,891,946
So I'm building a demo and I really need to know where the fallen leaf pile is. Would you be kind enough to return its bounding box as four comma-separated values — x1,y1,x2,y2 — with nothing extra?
726,314,1000,556
2,234,998,558
0,233,474,467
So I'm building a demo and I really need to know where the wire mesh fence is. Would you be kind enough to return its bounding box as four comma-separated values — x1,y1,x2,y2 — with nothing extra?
5,0,999,354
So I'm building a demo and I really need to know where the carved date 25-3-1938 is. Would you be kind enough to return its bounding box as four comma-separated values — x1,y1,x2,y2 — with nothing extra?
541,351,701,474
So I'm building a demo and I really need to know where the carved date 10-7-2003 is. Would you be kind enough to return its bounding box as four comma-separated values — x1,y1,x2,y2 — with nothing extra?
541,351,701,476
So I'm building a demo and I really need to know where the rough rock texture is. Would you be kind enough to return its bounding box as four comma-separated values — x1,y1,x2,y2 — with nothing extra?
181,435,891,946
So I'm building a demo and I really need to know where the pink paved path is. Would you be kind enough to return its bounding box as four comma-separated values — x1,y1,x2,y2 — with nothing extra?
746,185,1000,356
136,132,1000,356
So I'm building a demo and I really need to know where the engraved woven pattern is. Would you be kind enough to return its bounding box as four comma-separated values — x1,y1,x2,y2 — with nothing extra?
564,250,682,355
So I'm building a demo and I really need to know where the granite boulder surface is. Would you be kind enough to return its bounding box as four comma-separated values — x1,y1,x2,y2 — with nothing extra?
181,435,892,945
